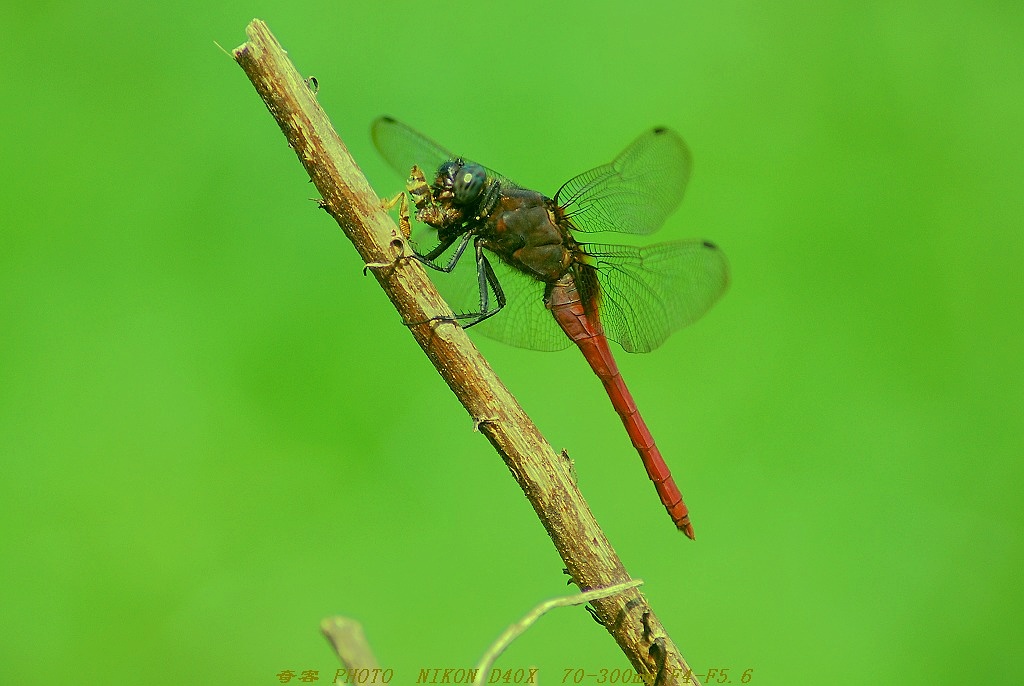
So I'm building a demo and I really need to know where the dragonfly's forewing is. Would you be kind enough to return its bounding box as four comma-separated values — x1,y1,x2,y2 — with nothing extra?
371,117,523,191
556,128,692,236
371,116,457,180
583,240,729,353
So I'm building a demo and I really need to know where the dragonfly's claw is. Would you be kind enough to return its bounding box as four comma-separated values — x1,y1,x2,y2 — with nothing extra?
401,313,462,332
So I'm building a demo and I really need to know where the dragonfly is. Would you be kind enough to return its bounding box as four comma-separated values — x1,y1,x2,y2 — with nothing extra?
371,116,729,538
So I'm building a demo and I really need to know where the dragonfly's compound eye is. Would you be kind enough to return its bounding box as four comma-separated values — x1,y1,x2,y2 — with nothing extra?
453,163,486,205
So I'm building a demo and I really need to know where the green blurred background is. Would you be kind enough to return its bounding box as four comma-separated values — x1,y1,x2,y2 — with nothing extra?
2,1,1021,684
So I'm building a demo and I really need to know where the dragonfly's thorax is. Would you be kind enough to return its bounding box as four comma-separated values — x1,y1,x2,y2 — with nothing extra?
476,188,576,283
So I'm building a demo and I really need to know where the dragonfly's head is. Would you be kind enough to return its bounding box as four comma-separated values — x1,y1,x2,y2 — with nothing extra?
435,159,487,207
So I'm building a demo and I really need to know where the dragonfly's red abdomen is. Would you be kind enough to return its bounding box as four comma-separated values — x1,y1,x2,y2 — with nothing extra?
548,273,696,539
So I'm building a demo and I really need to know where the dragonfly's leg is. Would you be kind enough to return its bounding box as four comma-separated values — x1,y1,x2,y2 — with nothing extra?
472,249,506,326
452,244,506,329
413,231,473,273
407,241,506,330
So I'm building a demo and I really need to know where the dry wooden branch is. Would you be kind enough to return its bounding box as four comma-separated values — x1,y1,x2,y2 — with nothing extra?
233,19,700,686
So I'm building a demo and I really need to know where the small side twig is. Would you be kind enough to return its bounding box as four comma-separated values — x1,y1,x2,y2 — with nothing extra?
474,580,644,685
233,19,700,686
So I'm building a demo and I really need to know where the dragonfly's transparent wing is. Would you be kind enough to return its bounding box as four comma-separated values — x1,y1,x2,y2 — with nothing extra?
426,237,728,354
584,240,729,353
371,116,524,191
555,128,692,236
371,116,457,179
424,238,571,352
